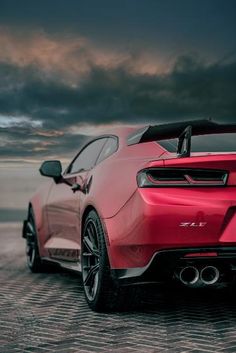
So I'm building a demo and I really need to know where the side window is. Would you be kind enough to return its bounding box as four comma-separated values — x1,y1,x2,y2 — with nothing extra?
69,138,107,174
96,137,118,165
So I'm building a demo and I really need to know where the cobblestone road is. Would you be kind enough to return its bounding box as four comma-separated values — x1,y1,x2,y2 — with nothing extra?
1,224,236,353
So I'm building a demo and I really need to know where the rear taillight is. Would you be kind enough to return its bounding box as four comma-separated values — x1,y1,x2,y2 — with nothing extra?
137,168,228,187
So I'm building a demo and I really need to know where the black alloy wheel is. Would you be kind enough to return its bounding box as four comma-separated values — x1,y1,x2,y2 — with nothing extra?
81,210,139,312
25,208,45,272
82,217,100,301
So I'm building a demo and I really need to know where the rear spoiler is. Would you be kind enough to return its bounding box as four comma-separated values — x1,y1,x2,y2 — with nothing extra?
127,119,236,158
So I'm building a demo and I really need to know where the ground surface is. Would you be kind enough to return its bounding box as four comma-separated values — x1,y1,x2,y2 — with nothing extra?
1,224,236,353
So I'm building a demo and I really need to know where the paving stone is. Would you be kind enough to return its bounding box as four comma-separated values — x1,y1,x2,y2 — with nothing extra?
1,224,236,353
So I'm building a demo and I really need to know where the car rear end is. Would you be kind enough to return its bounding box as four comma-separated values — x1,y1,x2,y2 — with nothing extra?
106,121,236,288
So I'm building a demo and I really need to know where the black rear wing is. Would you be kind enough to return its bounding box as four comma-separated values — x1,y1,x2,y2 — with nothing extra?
127,119,236,158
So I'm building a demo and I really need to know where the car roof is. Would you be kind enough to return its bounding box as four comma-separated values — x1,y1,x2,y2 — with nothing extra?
98,125,140,138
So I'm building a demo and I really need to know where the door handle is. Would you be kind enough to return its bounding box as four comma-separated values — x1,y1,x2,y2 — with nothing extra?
71,183,81,193
71,176,92,194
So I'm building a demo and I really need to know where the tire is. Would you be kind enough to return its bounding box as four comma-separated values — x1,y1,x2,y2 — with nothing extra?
24,207,46,273
81,210,139,312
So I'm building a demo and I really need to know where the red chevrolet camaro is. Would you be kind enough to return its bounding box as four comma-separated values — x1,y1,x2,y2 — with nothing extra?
23,119,236,311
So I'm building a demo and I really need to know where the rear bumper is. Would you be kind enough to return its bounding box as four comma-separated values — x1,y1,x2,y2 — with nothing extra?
104,188,236,269
111,246,236,285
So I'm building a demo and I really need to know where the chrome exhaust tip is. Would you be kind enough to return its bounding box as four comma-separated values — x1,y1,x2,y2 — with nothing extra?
179,266,199,286
200,266,220,285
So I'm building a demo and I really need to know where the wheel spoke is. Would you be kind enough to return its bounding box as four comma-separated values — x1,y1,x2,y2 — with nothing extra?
83,235,99,257
83,252,93,257
26,221,35,237
26,245,31,256
84,263,99,286
88,223,99,248
87,226,94,241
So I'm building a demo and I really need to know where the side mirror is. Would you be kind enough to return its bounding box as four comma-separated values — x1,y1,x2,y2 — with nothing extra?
39,160,62,181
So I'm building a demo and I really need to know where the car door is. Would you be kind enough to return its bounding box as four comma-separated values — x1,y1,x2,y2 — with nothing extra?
45,137,108,262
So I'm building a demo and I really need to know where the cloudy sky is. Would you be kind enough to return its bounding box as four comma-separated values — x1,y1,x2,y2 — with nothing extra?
0,0,236,163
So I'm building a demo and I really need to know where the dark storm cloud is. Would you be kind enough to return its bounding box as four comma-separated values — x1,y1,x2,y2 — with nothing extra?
0,0,236,160
0,0,235,58
0,53,235,158
0,55,235,126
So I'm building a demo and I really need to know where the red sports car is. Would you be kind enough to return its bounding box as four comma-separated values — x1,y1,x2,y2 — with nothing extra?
23,119,236,311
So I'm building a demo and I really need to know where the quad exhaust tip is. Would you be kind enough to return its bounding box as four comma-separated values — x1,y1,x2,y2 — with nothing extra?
178,265,220,286
179,266,199,286
200,266,220,285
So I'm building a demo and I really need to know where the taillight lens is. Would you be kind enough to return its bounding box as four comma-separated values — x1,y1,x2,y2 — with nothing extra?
137,168,228,187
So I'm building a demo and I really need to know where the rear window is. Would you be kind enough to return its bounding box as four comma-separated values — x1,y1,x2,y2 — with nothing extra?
158,133,236,153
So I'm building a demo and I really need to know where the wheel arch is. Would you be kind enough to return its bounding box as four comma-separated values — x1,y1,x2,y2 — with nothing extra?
81,205,110,247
